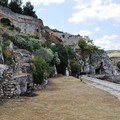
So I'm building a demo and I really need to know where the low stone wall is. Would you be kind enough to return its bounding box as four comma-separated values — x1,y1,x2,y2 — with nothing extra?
0,80,17,98
0,72,33,98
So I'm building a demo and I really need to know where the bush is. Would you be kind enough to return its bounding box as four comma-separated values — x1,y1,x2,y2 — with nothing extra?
70,59,81,76
52,52,60,65
33,56,51,84
10,34,41,52
2,39,14,64
35,47,54,62
15,27,21,32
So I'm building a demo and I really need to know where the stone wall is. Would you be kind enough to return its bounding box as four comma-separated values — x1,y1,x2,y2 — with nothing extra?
0,5,44,37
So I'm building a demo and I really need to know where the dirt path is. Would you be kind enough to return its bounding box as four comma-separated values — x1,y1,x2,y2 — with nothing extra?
0,76,120,120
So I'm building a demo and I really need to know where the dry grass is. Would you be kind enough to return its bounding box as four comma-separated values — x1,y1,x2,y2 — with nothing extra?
108,52,120,57
0,76,120,120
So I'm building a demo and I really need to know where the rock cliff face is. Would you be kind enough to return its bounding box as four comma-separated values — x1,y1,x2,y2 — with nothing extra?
78,49,117,75
0,5,43,37
44,26,82,48
90,50,117,75
0,36,33,98
0,5,118,98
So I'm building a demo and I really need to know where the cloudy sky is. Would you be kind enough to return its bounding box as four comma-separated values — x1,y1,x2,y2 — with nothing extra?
22,0,120,50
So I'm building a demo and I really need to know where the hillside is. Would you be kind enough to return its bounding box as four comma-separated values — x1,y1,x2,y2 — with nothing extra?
0,5,118,99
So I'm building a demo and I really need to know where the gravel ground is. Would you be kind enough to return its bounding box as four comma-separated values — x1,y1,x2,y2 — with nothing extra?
82,76,120,100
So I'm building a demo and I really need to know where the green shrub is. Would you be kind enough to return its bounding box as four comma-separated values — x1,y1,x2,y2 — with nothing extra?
15,27,21,32
52,52,60,65
33,56,51,84
10,34,41,52
35,47,54,62
2,39,14,64
70,59,81,76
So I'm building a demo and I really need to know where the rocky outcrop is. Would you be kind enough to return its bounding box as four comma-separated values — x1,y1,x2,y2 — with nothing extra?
44,26,82,47
0,5,44,37
0,5,118,99
79,50,118,75
0,37,33,98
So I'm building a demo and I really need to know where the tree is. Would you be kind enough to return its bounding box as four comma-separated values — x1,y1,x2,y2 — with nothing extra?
51,43,68,75
9,0,22,14
23,1,37,18
0,0,8,7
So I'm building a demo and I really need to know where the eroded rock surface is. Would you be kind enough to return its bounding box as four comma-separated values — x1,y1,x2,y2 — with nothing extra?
0,43,33,98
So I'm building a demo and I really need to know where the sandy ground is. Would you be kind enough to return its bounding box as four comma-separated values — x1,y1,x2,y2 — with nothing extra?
0,76,120,120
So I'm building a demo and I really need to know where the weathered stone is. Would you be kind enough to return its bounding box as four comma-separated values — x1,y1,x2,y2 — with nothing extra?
21,63,33,73
13,49,32,63
0,47,33,98
0,5,43,37
90,50,117,75
0,64,8,77
13,74,33,95
0,28,4,36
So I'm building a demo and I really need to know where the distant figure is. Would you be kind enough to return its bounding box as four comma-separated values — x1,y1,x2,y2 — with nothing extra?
54,65,57,76
66,67,69,76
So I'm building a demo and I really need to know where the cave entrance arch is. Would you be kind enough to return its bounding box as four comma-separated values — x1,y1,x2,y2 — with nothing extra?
0,18,11,26
95,62,105,74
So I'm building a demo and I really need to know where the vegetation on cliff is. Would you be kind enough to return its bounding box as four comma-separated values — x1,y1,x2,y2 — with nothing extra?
0,4,101,85
0,0,37,18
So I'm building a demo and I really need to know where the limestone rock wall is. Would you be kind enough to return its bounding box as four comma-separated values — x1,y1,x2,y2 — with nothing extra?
0,5,44,37
0,37,33,98
84,50,118,75
44,26,82,47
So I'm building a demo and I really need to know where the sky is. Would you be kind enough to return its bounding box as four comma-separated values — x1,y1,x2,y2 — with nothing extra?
19,0,120,50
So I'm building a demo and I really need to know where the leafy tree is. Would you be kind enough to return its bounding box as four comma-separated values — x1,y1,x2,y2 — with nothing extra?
51,43,68,75
52,52,60,65
23,1,37,18
9,0,22,14
66,46,76,59
0,0,8,7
